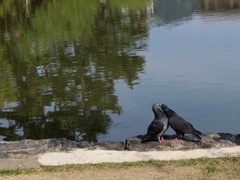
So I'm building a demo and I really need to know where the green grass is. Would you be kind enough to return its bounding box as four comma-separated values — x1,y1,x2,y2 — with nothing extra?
0,168,37,176
0,156,240,177
204,163,218,173
42,160,165,172
174,157,211,167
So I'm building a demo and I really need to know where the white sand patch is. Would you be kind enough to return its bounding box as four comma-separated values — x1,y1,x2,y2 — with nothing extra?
38,146,240,166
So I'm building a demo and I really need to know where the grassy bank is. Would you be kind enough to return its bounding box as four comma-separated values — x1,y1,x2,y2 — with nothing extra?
1,156,240,179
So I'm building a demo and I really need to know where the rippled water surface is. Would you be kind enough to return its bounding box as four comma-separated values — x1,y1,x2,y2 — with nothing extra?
0,0,240,142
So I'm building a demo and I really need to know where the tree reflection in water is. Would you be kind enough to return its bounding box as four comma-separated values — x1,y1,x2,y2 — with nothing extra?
0,0,148,142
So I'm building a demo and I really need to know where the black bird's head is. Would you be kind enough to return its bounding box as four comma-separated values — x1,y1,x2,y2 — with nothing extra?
160,104,175,116
152,103,165,118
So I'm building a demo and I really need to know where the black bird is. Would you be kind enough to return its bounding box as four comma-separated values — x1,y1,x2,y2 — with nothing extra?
142,103,169,143
160,104,202,140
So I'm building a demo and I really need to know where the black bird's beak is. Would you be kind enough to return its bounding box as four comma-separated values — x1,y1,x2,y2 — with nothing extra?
157,104,163,111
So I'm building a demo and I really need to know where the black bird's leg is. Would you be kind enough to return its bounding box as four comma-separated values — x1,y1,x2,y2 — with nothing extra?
158,136,165,143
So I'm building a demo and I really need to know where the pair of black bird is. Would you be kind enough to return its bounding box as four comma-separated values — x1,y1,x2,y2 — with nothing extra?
142,103,202,143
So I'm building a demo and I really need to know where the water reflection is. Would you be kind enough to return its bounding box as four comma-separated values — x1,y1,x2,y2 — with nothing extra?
151,0,240,27
151,0,200,26
201,0,240,11
0,0,148,142
0,0,240,142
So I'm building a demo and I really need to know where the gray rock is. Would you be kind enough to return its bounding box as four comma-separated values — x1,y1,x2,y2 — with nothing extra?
0,156,41,170
0,133,239,157
95,141,125,150
124,133,240,151
0,138,78,157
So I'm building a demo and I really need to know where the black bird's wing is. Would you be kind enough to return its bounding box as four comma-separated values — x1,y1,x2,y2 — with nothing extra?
147,119,165,136
142,119,165,142
169,115,202,140
170,115,198,134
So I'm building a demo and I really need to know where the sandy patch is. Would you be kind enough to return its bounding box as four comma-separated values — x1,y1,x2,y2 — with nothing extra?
38,146,240,166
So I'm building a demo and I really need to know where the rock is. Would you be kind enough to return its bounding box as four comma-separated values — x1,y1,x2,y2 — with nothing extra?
95,141,125,150
124,133,240,151
0,133,239,157
75,141,125,150
0,138,78,157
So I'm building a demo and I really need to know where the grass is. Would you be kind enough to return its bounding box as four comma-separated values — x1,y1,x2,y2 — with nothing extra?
0,156,240,178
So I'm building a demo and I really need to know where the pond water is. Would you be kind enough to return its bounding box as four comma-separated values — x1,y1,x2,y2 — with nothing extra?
0,0,240,142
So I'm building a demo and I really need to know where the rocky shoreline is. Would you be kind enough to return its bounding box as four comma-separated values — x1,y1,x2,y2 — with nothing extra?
0,133,240,170
124,133,240,151
0,133,240,157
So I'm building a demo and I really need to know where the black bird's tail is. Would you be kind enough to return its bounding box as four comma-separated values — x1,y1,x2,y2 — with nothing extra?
141,134,151,143
193,130,202,140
